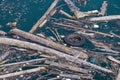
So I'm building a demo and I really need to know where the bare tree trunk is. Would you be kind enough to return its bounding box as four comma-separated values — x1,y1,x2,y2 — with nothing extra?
0,37,113,73
10,28,88,59
29,0,59,33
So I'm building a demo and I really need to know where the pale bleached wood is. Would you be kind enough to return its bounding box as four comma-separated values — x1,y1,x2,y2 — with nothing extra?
10,28,88,59
0,67,46,79
0,37,113,73
88,15,120,22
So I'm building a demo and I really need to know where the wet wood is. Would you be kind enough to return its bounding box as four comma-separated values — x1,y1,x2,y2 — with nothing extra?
0,38,113,73
10,28,88,59
0,67,46,79
29,0,59,33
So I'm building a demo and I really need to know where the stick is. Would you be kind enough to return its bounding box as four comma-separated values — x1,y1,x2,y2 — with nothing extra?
0,67,46,79
59,10,73,18
0,51,11,61
63,0,80,13
10,29,88,59
99,1,108,16
0,58,46,67
88,15,120,22
29,0,59,33
0,38,113,73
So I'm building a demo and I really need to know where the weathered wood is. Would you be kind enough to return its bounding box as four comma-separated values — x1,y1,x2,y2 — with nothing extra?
0,58,46,67
10,28,88,59
59,73,92,79
63,0,80,13
88,15,120,22
0,67,46,79
116,69,120,80
0,38,113,73
45,60,88,74
53,21,120,38
0,51,11,61
29,0,59,33
99,1,108,16
59,10,73,18
107,56,120,65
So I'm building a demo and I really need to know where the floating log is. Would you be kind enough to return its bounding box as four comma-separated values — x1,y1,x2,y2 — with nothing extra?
99,1,108,16
0,38,113,73
0,58,46,67
29,0,59,33
63,0,80,13
107,56,120,65
10,28,88,59
0,67,46,79
116,69,120,80
88,15,120,22
59,10,73,18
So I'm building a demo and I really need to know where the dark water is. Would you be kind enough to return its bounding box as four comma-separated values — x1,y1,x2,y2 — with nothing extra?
0,0,120,32
0,0,120,80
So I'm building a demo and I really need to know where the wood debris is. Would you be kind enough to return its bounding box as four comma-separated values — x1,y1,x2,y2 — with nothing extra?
0,0,120,80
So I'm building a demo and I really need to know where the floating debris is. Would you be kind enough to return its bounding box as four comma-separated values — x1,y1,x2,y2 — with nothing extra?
6,22,17,27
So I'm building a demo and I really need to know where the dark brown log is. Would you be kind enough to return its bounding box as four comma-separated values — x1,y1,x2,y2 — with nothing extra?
10,28,88,59
0,38,113,73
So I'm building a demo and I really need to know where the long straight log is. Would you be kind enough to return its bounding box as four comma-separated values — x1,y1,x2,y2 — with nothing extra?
10,28,88,59
0,58,46,67
0,67,46,79
0,38,113,73
116,69,120,80
88,15,120,22
29,0,59,33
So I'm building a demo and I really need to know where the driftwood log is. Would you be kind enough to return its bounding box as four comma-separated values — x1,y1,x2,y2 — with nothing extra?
10,28,88,59
29,0,59,33
88,15,120,22
0,37,113,73
0,58,46,67
0,67,46,79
